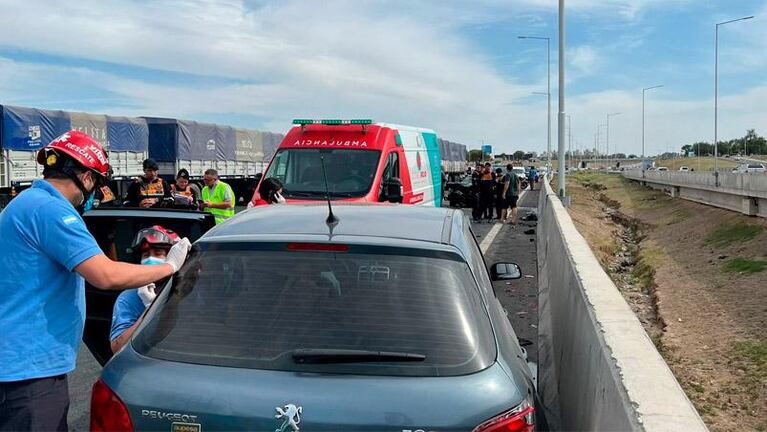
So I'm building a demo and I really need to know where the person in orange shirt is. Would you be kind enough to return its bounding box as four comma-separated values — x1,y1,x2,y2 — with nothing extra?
125,159,172,208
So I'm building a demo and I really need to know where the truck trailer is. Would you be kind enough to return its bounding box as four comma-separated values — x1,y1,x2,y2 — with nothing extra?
0,105,149,207
144,117,284,204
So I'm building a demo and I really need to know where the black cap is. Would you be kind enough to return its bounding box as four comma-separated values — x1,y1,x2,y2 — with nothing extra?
176,168,190,179
143,158,159,171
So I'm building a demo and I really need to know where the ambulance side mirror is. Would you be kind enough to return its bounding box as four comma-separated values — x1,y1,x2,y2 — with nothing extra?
382,178,403,203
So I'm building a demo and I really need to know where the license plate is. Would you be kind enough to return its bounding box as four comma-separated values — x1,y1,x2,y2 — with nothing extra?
171,422,202,432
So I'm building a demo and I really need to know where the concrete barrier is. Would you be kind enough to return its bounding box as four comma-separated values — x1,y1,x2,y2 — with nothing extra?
623,169,767,217
536,179,707,431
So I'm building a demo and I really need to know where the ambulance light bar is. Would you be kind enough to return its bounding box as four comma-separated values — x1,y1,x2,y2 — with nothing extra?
292,119,373,125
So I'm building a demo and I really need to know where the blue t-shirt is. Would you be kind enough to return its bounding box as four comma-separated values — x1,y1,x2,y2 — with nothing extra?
0,180,102,381
110,289,145,342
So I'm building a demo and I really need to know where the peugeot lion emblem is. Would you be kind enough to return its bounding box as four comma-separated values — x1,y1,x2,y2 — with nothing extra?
275,404,302,432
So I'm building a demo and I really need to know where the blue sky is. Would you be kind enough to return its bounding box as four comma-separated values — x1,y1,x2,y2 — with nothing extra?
1,0,766,156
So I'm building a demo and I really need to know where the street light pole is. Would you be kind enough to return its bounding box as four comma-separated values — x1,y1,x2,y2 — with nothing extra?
597,124,607,166
642,85,663,160
606,112,621,169
558,0,566,198
715,16,754,173
518,35,551,172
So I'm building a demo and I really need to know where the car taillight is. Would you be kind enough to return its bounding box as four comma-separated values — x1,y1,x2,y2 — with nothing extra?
473,398,535,432
91,378,134,432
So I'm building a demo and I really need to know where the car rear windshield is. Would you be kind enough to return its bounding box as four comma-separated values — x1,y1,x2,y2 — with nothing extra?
748,164,764,169
265,149,381,199
133,243,496,377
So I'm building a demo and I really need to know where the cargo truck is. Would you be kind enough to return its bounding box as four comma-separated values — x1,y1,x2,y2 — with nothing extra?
144,117,283,204
0,105,149,208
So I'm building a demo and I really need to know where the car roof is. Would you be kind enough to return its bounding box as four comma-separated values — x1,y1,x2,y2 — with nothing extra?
202,204,463,246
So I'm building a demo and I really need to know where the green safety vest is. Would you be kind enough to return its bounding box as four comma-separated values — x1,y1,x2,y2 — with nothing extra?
202,181,235,224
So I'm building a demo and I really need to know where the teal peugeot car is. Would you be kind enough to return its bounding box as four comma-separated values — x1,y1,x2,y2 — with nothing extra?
87,204,543,432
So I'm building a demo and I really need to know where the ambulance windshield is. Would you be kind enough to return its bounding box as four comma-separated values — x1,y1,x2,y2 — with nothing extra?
264,149,381,199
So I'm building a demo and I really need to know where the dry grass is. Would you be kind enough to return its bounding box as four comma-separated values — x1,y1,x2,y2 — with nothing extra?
566,172,767,431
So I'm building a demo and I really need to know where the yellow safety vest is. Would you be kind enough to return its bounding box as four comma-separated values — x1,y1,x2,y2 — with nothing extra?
202,181,235,224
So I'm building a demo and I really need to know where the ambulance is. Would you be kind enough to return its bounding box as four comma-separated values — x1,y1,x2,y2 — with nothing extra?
250,119,444,206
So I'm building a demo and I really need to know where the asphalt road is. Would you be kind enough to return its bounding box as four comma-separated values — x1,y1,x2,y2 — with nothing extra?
67,192,541,430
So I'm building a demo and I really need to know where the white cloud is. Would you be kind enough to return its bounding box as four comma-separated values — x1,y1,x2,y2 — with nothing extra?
569,45,601,76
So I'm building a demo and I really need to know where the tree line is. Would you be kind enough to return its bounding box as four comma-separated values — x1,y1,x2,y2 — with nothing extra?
682,129,767,157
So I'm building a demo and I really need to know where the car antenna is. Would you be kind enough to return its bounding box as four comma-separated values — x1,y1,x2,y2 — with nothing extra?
319,155,339,230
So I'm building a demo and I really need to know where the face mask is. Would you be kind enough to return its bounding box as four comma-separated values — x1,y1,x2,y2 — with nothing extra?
141,256,166,266
275,192,286,204
74,173,97,214
83,194,95,212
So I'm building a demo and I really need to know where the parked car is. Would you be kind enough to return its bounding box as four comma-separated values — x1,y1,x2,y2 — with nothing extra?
88,205,545,432
678,166,690,172
656,167,669,172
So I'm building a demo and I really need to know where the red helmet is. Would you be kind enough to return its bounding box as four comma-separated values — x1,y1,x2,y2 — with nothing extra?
37,130,111,178
131,225,180,253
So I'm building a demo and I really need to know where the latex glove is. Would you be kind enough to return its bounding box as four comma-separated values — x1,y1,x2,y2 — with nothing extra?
166,238,192,273
137,283,156,308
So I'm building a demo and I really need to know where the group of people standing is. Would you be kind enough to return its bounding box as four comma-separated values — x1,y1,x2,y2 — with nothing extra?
470,162,524,226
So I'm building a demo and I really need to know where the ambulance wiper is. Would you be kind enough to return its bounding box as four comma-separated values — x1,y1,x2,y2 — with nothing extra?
292,349,426,364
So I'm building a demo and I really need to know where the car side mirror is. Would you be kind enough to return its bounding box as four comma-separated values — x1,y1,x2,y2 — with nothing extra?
490,262,522,281
382,177,403,203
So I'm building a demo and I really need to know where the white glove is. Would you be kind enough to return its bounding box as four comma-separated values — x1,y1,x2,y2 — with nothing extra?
166,237,192,273
137,283,156,308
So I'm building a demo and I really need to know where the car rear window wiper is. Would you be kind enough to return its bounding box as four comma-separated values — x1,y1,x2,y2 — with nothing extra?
292,349,426,364
284,191,324,198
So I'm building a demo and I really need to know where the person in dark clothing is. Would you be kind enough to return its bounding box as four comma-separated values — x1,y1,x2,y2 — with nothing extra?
125,159,172,208
471,164,483,222
170,169,201,209
479,162,496,221
494,168,506,220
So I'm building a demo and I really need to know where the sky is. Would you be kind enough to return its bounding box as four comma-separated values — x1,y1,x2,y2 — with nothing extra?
1,0,766,156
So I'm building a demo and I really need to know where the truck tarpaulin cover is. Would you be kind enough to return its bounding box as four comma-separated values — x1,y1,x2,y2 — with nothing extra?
145,118,236,161
234,128,264,162
262,132,284,162
1,105,147,152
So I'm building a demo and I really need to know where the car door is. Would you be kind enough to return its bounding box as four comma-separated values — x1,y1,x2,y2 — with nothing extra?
82,208,216,365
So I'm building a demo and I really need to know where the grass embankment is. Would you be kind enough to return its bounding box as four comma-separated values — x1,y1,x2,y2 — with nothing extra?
566,171,767,431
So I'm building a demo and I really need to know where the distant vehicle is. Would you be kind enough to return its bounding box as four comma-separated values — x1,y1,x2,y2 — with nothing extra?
743,163,766,173
250,119,467,207
678,166,690,172
88,205,544,432
445,176,476,208
656,167,669,172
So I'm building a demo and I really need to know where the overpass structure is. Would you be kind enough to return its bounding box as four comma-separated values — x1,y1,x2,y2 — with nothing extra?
623,169,767,218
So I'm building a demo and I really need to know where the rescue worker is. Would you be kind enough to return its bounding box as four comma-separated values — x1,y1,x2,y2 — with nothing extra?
0,131,191,431
110,226,179,353
170,168,201,209
201,168,235,224
125,158,172,208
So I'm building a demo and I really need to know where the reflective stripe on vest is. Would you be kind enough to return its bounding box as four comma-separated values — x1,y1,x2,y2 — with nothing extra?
202,181,235,224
